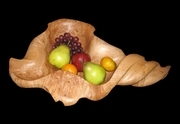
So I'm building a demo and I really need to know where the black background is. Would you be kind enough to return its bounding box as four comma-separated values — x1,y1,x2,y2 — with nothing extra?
2,2,178,122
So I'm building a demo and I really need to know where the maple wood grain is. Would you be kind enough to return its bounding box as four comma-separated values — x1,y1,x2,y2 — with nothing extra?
9,19,171,106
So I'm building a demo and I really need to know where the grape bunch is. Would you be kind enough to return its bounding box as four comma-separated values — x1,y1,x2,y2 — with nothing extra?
52,32,83,57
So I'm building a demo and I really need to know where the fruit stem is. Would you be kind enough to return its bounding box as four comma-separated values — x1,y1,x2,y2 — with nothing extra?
67,40,71,46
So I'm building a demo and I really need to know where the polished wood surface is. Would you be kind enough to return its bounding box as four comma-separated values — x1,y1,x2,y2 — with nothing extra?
9,19,171,106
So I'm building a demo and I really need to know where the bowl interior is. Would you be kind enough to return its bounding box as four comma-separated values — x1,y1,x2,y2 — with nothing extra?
10,19,125,85
46,19,125,84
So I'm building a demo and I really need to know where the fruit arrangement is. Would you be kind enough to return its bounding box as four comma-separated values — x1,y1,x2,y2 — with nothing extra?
48,32,117,85
9,18,170,106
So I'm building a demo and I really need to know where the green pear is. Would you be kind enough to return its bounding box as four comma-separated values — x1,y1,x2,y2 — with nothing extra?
83,62,106,85
48,45,70,68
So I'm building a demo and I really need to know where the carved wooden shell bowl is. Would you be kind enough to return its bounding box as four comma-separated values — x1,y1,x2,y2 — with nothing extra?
9,19,171,106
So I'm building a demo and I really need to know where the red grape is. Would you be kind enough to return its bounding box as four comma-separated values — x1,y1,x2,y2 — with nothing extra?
73,37,79,42
55,38,60,43
59,35,64,40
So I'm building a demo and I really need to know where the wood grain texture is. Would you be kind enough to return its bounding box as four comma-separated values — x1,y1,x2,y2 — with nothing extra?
9,18,171,106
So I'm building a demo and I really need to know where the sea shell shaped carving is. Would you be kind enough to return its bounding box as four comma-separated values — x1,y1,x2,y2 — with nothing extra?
9,19,171,106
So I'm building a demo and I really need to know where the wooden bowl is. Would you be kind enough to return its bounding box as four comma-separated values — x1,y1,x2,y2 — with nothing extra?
9,18,171,106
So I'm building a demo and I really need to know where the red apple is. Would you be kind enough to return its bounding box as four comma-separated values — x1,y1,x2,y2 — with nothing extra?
71,52,91,72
